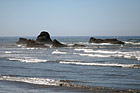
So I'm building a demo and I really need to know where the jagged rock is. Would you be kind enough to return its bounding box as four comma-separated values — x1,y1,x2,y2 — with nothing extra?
16,38,28,44
27,39,47,47
52,39,67,47
36,31,52,44
72,44,85,47
89,37,124,44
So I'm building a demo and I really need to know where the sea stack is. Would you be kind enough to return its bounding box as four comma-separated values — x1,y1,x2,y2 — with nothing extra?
89,37,125,44
16,38,28,44
27,39,47,47
52,39,67,47
36,31,53,44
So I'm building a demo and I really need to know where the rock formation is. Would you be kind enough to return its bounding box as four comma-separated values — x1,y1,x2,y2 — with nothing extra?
16,38,28,44
27,39,47,47
36,31,52,44
72,44,85,47
52,39,67,47
89,37,124,44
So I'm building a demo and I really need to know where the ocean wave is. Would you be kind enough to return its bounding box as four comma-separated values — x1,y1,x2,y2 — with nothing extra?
17,44,22,47
125,41,140,45
26,48,39,50
4,51,12,54
90,43,113,45
0,76,62,86
8,57,48,63
74,48,119,54
73,53,111,58
16,44,26,48
80,53,110,57
118,51,140,61
4,51,21,54
75,52,140,61
59,61,140,68
74,48,92,51
78,42,113,45
74,48,140,61
0,75,139,92
84,50,119,54
52,50,67,54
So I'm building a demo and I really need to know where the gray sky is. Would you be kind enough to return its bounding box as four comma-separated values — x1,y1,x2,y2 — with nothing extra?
0,0,140,36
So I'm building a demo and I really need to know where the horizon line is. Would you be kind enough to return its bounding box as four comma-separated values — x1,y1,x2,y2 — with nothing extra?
0,35,140,37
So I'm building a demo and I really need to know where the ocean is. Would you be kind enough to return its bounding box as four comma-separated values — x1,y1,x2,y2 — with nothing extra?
0,36,140,93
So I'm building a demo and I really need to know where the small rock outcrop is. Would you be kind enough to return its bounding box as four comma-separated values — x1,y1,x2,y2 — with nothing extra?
27,39,47,47
16,38,28,44
72,44,85,47
52,39,67,47
36,31,52,44
89,37,124,44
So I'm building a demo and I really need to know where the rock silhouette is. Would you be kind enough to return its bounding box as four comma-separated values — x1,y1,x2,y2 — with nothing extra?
16,38,28,44
36,31,52,44
89,37,124,44
27,39,47,47
52,39,67,47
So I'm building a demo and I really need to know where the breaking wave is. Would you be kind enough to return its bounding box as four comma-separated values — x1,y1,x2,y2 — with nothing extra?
0,76,62,86
125,41,140,45
74,48,119,54
4,51,12,54
8,57,48,63
74,53,110,57
0,75,138,92
52,50,67,54
74,48,140,61
4,51,22,54
59,61,140,68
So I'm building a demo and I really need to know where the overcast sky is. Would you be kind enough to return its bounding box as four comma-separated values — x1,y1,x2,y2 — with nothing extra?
0,0,140,36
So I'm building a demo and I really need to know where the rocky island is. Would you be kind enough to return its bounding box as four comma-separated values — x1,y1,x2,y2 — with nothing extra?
89,37,125,44
16,31,125,48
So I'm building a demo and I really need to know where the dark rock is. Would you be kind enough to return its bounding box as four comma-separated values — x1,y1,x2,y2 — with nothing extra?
36,31,52,44
27,39,47,47
52,39,67,47
89,37,104,43
72,44,85,47
89,37,124,44
104,39,125,44
88,37,95,43
16,38,28,44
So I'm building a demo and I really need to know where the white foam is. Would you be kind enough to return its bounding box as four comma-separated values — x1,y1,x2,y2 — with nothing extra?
60,61,139,68
119,51,140,60
74,53,111,58
84,50,119,54
136,57,140,61
0,76,62,86
8,57,48,63
16,44,26,48
74,48,140,61
17,45,22,47
26,48,37,50
125,41,140,45
89,43,113,45
74,48,87,51
4,51,21,54
52,50,67,54
5,51,12,54
74,49,119,54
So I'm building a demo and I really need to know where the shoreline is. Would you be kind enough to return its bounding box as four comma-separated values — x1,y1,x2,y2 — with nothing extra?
0,80,140,93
